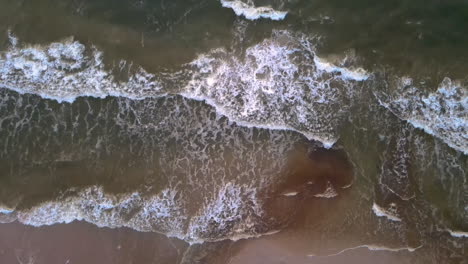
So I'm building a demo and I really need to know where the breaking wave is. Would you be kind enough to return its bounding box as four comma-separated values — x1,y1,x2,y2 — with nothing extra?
375,76,467,154
0,33,163,102
184,31,368,146
0,31,369,148
220,0,288,21
447,229,468,238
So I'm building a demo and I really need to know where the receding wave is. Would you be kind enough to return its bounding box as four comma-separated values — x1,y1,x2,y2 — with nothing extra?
0,89,309,243
4,185,271,244
220,0,288,21
372,203,402,222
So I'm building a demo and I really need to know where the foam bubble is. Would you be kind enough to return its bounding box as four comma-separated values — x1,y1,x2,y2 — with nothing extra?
220,0,287,21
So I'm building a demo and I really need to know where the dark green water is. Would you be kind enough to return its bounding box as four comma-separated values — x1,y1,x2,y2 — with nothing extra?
0,0,467,263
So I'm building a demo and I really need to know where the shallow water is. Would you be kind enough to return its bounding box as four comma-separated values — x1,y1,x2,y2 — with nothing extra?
0,0,467,263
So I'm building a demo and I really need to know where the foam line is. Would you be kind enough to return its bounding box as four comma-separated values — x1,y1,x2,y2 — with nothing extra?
308,244,423,258
372,203,401,222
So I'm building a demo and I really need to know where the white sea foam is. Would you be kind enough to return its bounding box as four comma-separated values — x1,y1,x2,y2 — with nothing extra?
226,229,281,242
0,200,18,223
186,183,264,243
0,31,368,148
16,187,187,237
314,56,369,81
376,77,467,154
6,184,274,243
0,37,163,103
372,203,401,222
313,181,338,198
308,243,422,257
447,229,468,238
0,206,14,214
7,30,18,47
379,128,415,201
220,0,287,21
0,213,16,224
184,30,367,147
282,191,299,197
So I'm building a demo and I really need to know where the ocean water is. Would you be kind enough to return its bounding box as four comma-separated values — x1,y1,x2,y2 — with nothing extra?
0,0,466,263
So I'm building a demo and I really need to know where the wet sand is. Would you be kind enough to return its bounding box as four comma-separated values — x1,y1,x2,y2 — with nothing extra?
0,220,417,264
0,221,188,264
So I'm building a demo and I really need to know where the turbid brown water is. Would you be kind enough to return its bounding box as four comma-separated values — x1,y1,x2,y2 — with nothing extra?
0,0,467,263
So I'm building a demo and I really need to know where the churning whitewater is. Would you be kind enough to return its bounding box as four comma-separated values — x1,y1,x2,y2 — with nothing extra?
0,30,370,147
375,76,467,155
1,30,466,154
